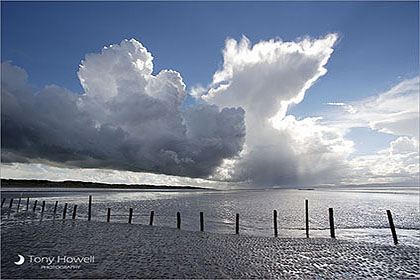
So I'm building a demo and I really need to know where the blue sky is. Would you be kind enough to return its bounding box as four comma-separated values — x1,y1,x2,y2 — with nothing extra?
2,2,418,97
1,1,419,187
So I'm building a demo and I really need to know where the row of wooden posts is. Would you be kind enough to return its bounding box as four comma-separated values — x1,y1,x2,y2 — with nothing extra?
1,195,92,221
1,196,399,245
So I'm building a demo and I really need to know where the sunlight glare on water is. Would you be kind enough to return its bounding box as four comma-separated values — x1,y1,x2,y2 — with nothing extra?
1,186,419,247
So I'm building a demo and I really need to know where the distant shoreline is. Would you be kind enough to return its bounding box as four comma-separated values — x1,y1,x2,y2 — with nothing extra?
0,178,209,190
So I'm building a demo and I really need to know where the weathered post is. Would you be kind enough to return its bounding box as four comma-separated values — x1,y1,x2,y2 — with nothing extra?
149,211,154,226
386,210,398,245
236,213,240,235
1,198,5,208
63,203,68,219
33,200,38,212
72,205,78,219
88,195,92,221
274,210,278,237
41,201,46,216
9,198,13,208
305,199,309,238
53,201,58,216
17,195,22,211
128,208,133,224
329,208,335,239
200,212,204,232
107,208,111,222
26,197,30,211
177,212,181,229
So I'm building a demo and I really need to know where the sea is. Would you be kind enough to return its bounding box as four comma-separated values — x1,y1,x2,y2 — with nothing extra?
1,186,419,247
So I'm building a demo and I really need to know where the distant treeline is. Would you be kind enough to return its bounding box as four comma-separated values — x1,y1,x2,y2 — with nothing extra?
0,178,207,190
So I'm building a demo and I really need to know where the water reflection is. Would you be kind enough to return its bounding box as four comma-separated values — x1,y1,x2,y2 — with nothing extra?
1,186,419,247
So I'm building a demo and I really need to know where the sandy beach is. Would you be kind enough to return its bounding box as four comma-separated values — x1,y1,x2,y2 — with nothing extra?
1,219,418,279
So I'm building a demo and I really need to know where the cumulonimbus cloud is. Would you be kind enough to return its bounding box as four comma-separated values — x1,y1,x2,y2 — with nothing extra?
1,39,245,178
200,34,354,186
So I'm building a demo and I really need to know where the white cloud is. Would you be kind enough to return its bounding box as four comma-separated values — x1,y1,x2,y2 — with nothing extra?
197,34,353,186
390,136,419,155
203,34,338,126
346,136,419,185
326,102,357,113
329,77,419,137
326,78,419,185
189,84,207,99
0,162,238,189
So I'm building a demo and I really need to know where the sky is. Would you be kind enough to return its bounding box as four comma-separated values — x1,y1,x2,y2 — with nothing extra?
1,1,419,188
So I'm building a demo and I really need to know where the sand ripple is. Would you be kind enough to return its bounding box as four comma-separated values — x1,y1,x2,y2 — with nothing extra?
1,220,419,279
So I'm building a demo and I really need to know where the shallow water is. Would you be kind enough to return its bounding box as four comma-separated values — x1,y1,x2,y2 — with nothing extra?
1,186,419,247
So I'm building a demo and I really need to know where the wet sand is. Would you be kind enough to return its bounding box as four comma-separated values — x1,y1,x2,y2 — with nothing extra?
1,220,419,279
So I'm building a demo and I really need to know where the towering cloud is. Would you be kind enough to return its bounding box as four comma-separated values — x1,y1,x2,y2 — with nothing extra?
201,34,352,186
1,39,245,178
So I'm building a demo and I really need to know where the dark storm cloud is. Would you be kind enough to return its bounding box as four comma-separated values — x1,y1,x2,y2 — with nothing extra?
1,39,246,178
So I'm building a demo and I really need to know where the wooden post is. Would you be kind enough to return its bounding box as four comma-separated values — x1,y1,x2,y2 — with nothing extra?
128,208,133,224
305,199,309,238
329,208,335,239
200,212,204,232
26,197,30,211
387,210,398,245
9,198,13,208
17,196,22,211
33,200,38,212
1,198,5,208
149,211,154,226
273,210,278,237
236,213,239,234
53,201,58,216
41,201,46,216
88,195,92,221
107,208,111,222
72,205,77,219
63,203,68,219
177,212,181,229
